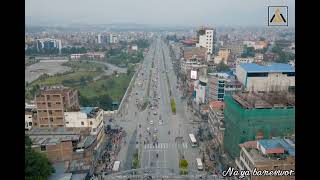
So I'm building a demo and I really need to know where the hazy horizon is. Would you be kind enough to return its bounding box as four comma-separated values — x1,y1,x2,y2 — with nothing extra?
26,0,295,27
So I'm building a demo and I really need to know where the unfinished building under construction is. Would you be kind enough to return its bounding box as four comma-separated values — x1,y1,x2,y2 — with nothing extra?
223,91,295,158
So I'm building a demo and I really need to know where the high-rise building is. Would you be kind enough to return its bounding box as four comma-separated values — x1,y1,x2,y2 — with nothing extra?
97,34,102,44
36,38,62,54
110,34,118,44
208,73,242,102
196,27,216,55
34,86,80,128
223,92,295,158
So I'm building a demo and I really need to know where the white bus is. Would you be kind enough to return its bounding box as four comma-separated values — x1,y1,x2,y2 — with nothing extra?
112,161,121,172
196,158,203,171
189,134,198,147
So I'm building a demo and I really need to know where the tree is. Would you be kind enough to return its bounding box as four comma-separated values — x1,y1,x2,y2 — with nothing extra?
25,135,55,180
241,46,255,57
216,61,230,72
179,159,188,169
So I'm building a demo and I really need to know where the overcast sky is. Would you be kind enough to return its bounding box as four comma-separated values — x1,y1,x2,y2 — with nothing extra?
26,0,295,27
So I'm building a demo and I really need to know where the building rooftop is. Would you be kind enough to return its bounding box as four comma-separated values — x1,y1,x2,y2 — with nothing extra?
240,63,294,73
26,127,85,135
232,91,295,109
209,101,225,110
80,107,101,118
258,139,295,156
30,134,80,146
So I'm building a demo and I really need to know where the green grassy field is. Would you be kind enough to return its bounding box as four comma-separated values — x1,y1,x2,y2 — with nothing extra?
62,60,105,70
77,74,131,101
30,71,101,87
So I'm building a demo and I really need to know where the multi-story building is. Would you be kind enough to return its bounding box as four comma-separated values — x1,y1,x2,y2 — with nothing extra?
34,86,80,128
235,57,254,66
196,27,216,55
208,101,225,153
208,72,242,102
223,92,295,158
182,46,207,62
110,34,118,44
235,138,295,180
36,38,62,54
193,76,208,105
97,34,101,44
214,48,231,64
236,63,295,92
65,107,105,153
225,42,244,59
26,127,105,172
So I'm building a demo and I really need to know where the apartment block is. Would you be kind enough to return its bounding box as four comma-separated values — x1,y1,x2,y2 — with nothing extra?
34,86,80,128
235,138,295,180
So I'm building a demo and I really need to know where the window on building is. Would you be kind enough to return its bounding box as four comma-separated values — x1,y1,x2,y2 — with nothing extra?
47,102,51,107
247,72,268,77
81,121,84,126
282,72,295,76
49,110,52,115
40,145,46,151
28,122,32,126
50,117,53,122
218,89,224,94
34,123,37,126
66,121,69,124
56,102,61,105
90,121,93,125
46,95,50,100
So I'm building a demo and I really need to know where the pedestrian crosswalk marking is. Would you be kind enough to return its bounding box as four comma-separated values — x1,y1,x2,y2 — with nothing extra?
144,143,188,150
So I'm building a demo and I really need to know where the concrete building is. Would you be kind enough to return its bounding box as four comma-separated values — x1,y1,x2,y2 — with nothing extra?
27,127,106,174
97,34,102,44
223,92,295,158
182,46,207,62
235,57,255,66
208,72,242,102
193,76,208,105
64,107,104,136
236,63,295,92
225,42,244,59
254,53,264,63
36,38,62,54
235,138,295,180
34,86,80,128
214,48,231,64
131,44,138,51
110,34,118,44
25,111,33,131
196,27,216,55
208,101,225,153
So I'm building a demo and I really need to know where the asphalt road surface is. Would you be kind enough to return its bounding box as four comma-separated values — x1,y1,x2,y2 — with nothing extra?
115,37,202,175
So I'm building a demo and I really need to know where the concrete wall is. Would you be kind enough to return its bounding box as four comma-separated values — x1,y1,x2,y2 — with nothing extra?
246,73,295,92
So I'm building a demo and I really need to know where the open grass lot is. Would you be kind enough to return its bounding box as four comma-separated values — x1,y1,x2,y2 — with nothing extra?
62,60,106,70
30,70,101,87
77,74,131,101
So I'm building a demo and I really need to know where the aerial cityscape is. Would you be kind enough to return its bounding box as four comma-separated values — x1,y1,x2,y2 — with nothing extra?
25,1,295,180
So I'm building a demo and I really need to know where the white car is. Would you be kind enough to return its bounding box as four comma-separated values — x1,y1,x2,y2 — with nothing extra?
153,111,157,115
147,127,150,132
150,121,153,125
154,128,158,133
159,121,162,125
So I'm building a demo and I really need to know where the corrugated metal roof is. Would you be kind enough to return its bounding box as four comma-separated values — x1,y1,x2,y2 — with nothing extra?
258,139,295,156
240,63,295,73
